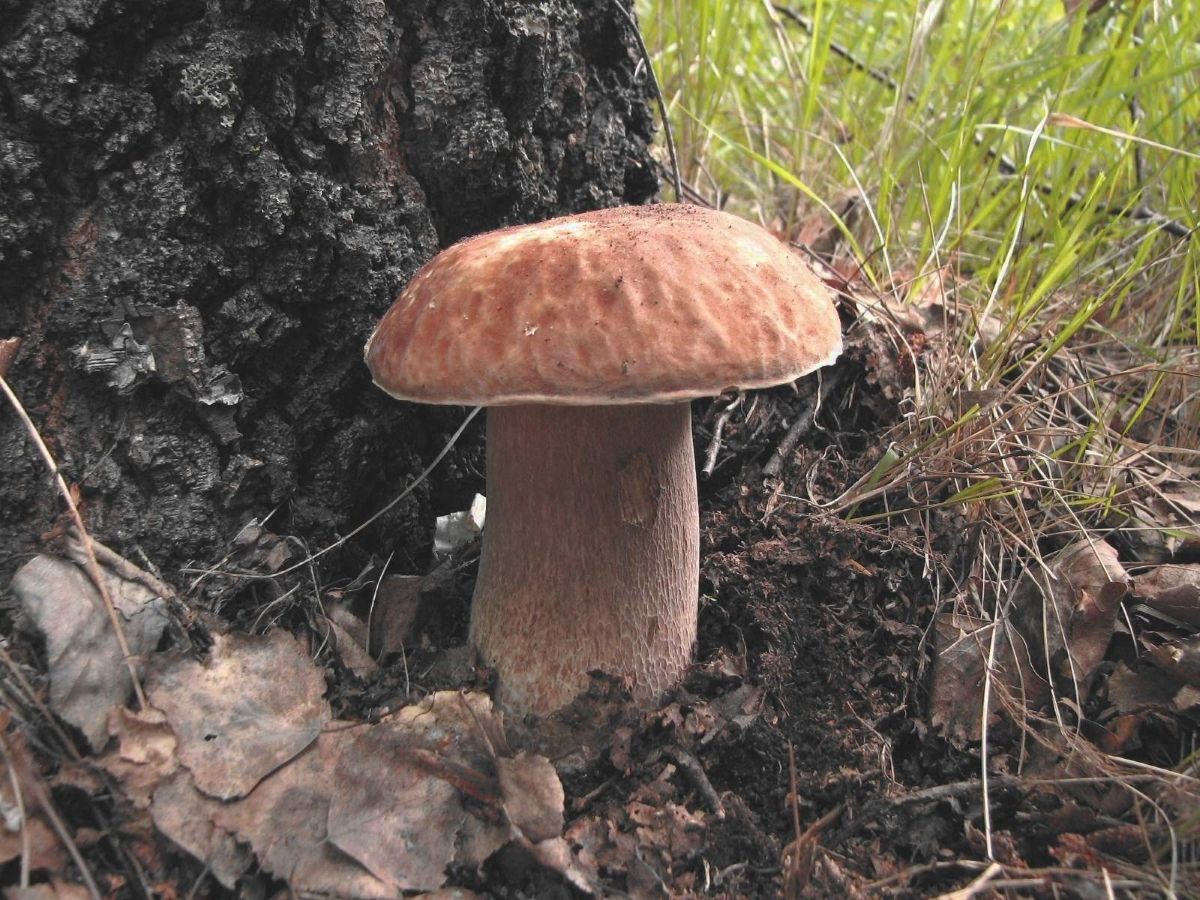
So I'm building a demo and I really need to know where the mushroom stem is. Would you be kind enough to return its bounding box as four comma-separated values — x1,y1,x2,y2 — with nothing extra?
470,403,699,713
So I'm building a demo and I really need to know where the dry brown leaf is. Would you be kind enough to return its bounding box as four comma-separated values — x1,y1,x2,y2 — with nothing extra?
322,612,378,678
150,770,252,890
928,612,1042,742
0,727,64,873
1106,663,1180,714
326,720,476,892
1147,637,1200,684
497,753,564,843
0,336,20,378
147,629,330,799
210,727,396,898
609,726,633,773
0,817,64,875
147,686,570,896
368,574,423,658
95,706,178,808
1132,564,1200,627
10,554,170,749
1051,541,1129,683
1012,539,1129,696
520,835,599,895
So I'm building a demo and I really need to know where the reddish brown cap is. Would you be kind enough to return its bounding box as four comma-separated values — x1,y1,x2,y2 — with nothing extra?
365,203,842,406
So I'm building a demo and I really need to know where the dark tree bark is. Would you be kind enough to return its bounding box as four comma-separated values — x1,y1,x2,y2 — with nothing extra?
0,0,657,585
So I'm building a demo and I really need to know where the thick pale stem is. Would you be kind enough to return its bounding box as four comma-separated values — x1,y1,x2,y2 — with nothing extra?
470,403,699,713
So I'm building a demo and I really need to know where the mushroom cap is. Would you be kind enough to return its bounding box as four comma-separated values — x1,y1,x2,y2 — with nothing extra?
365,203,842,406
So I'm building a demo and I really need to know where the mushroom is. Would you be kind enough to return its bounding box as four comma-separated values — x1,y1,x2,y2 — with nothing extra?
365,203,841,714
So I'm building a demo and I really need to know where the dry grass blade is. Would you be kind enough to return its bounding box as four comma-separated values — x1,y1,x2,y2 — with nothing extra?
782,742,842,898
0,722,102,900
0,374,147,710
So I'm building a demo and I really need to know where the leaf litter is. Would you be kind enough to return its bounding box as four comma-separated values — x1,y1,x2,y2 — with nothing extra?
10,554,170,750
127,630,576,896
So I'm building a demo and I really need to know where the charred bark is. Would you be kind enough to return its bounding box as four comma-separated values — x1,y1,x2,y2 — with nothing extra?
0,0,657,584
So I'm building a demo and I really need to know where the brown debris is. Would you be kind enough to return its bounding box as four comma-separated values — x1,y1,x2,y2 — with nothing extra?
497,753,565,843
95,707,178,809
1132,563,1200,627
147,630,330,799
3,883,93,900
10,554,170,750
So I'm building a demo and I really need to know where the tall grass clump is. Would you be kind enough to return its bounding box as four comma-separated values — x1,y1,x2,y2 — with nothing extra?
642,0,1198,568
643,0,1199,888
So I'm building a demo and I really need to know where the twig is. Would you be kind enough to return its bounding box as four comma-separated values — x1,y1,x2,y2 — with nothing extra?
652,160,715,207
0,729,31,887
826,773,1146,848
784,742,802,898
611,0,683,203
702,394,742,477
932,862,1004,900
571,775,618,813
0,373,147,710
0,647,84,761
763,370,844,478
772,5,1192,240
663,745,725,818
66,529,175,601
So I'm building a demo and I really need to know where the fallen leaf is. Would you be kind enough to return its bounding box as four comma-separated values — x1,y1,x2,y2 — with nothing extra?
929,612,1043,742
10,554,170,749
95,706,178,808
1010,539,1129,698
1132,564,1200,627
1147,637,1200,685
150,771,251,890
368,574,423,658
210,728,395,898
326,720,476,892
0,722,68,875
520,835,599,895
147,629,330,799
498,753,564,843
0,336,20,378
0,817,64,875
1106,663,1180,714
321,611,378,678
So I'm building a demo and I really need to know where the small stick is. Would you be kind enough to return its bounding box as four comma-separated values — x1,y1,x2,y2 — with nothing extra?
702,394,742,477
67,529,175,601
663,745,725,818
0,374,147,710
763,370,843,478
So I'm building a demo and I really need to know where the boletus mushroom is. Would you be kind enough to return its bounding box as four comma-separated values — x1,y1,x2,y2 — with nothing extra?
365,203,841,714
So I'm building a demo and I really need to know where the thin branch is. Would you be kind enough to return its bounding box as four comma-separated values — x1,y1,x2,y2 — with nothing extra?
663,745,725,818
763,369,844,478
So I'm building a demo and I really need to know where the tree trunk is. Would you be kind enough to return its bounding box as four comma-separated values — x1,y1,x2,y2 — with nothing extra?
0,0,657,586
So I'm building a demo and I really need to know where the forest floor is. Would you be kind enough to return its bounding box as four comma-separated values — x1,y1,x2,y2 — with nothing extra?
3,279,1198,899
